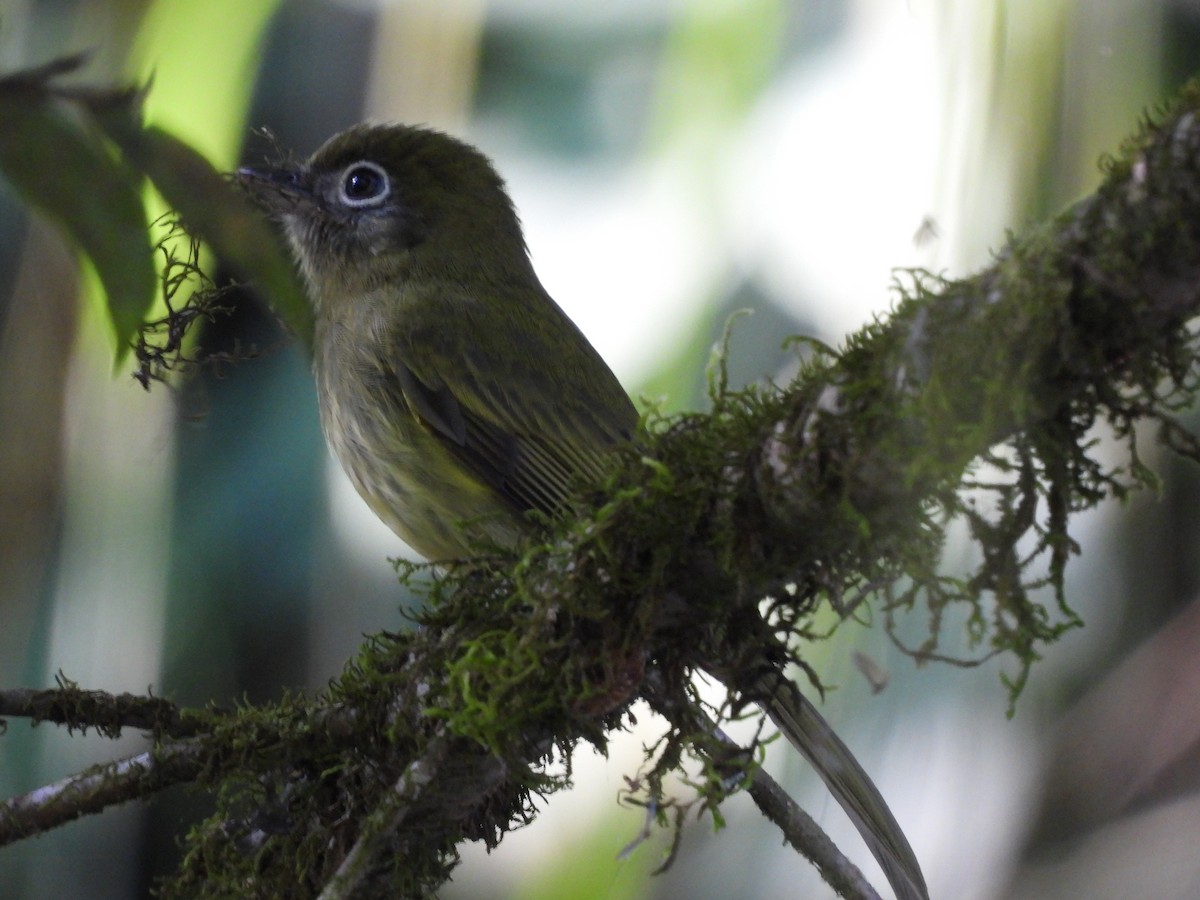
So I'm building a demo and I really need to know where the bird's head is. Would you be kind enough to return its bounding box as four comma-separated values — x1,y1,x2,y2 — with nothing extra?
238,124,533,304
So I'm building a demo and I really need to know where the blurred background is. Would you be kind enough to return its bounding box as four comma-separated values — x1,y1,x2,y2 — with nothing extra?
3,0,1200,897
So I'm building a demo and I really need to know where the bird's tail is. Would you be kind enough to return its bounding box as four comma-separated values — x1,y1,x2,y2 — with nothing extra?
757,672,929,900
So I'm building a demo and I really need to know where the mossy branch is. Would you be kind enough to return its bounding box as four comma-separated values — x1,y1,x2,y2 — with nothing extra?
7,56,1200,899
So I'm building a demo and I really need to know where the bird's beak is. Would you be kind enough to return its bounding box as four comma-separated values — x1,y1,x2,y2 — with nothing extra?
235,165,311,214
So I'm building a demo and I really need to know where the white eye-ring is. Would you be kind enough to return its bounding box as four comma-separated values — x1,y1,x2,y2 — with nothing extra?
337,161,391,207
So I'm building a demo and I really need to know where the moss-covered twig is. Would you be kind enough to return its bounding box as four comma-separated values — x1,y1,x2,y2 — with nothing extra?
0,678,196,739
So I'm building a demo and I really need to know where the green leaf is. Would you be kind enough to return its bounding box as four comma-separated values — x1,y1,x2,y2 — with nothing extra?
91,104,312,348
0,66,154,352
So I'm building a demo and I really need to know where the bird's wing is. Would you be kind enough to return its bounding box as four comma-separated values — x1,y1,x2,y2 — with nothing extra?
757,670,930,900
388,284,636,518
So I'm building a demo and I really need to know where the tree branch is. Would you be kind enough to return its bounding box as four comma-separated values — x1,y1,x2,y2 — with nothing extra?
0,681,196,738
0,743,202,844
642,668,883,900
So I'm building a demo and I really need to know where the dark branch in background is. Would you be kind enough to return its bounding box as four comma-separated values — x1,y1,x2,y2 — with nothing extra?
6,56,1200,898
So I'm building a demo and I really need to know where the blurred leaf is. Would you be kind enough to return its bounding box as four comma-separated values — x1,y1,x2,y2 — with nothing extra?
0,58,154,353
93,111,312,348
653,0,787,144
0,53,311,358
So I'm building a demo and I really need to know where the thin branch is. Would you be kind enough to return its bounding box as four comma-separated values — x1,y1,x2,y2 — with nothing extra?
317,732,453,900
641,669,880,900
0,742,202,845
0,684,195,738
743,763,882,900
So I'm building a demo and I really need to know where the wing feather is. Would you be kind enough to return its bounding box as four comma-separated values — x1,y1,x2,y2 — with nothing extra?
387,283,635,518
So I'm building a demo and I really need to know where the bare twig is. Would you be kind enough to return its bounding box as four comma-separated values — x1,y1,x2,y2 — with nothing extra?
0,684,194,737
743,763,882,900
641,668,881,900
0,742,202,845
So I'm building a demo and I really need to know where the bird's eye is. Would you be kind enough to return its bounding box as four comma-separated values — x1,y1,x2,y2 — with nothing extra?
338,162,390,207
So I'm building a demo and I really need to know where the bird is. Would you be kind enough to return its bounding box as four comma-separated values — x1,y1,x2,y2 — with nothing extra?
237,123,928,900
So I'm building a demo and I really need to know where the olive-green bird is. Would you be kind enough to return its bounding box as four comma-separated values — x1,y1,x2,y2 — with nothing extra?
238,123,928,900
